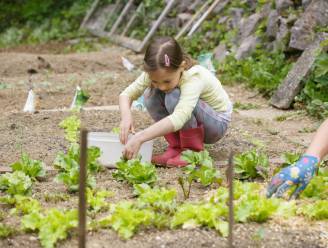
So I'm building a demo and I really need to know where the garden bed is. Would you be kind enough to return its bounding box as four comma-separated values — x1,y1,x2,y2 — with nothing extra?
0,44,326,248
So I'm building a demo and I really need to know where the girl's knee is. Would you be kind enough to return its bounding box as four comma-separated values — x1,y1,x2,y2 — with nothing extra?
144,88,160,110
165,88,181,114
204,122,229,144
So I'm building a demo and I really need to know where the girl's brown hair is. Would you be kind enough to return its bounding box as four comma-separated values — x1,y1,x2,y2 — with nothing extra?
144,36,196,72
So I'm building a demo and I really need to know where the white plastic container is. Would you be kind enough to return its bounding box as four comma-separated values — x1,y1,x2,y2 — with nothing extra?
87,132,153,166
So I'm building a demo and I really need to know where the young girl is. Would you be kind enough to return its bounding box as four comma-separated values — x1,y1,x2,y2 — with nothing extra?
119,37,232,167
267,118,328,199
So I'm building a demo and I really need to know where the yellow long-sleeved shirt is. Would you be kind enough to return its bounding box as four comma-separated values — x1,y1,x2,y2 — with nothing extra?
120,65,231,131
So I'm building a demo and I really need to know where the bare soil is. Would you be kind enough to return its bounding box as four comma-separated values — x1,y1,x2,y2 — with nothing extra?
0,43,327,248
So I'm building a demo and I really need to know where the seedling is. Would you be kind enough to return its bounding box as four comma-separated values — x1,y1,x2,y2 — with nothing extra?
233,101,259,110
0,223,16,238
179,150,222,199
11,152,46,181
298,126,317,133
59,115,81,143
113,157,157,186
0,171,32,196
281,151,301,167
183,150,222,186
274,111,305,122
274,114,288,122
134,183,177,214
276,151,325,176
301,167,328,200
178,176,192,200
44,192,70,203
10,195,41,215
96,201,154,240
271,151,301,175
22,208,78,248
211,181,281,223
53,143,101,192
234,149,269,179
95,184,176,239
87,188,114,214
297,200,328,220
111,127,120,134
171,202,228,237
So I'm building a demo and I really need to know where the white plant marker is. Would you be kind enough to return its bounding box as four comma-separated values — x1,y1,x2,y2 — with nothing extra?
70,85,81,109
23,89,36,113
121,56,135,71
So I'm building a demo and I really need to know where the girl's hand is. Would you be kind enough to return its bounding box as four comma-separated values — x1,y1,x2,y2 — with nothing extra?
123,133,143,160
119,94,134,144
266,155,318,199
119,115,135,144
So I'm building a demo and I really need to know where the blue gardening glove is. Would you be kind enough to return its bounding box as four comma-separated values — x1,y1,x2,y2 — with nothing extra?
266,155,319,199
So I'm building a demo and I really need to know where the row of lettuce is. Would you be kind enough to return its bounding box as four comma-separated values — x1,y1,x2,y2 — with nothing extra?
0,113,327,248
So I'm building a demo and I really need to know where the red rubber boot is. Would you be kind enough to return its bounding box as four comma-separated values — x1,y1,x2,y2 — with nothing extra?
166,125,204,167
151,132,181,166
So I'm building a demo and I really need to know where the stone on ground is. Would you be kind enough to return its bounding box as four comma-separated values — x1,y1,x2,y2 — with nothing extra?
271,33,328,109
289,0,328,50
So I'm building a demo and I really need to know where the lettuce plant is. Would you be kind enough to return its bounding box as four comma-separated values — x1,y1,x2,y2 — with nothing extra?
0,171,32,196
11,152,46,180
22,208,78,248
54,143,101,192
234,149,269,179
113,158,157,185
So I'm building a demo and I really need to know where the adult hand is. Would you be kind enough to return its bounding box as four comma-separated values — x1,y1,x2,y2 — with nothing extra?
266,155,318,199
122,133,143,160
119,115,135,145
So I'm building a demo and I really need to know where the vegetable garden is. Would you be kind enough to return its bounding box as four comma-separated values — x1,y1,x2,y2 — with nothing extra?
0,0,327,247
0,48,327,247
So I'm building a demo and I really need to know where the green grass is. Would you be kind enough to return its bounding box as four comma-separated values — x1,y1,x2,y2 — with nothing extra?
218,51,293,97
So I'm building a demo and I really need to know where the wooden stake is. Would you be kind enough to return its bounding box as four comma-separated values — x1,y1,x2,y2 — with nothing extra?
175,0,211,40
80,0,100,30
83,0,176,53
109,0,134,36
227,151,234,248
121,3,144,36
187,0,222,37
138,0,176,52
79,129,88,248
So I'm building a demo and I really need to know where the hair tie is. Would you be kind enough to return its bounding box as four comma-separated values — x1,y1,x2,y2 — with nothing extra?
164,54,170,67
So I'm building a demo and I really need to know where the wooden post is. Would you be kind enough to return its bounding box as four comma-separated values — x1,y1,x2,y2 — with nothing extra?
109,0,134,36
82,0,176,53
80,0,100,30
138,0,176,52
227,152,234,248
121,3,144,36
187,0,222,37
175,0,211,40
78,129,88,248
